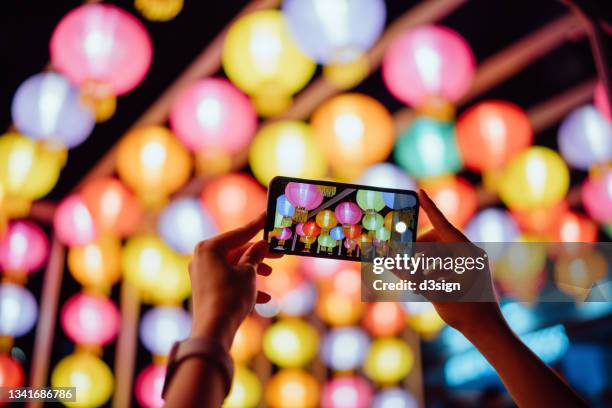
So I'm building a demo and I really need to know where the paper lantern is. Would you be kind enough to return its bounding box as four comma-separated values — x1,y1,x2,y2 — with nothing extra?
456,100,533,171
0,220,48,276
285,182,324,222
157,197,217,254
553,211,598,243
511,200,568,237
581,168,612,223
0,353,24,390
50,4,152,120
276,195,296,227
321,376,373,408
51,352,114,408
230,316,263,363
135,0,183,22
249,122,327,186
81,177,143,237
67,236,121,288
299,257,348,280
395,117,461,179
54,193,97,246
149,253,192,305
282,0,385,64
419,176,477,229
12,72,95,148
321,327,370,371
499,147,570,211
316,291,363,326
316,210,338,230
465,209,519,242
135,364,166,408
363,302,405,337
116,126,192,207
169,78,256,154
318,234,338,250
402,302,446,338
265,369,319,408
372,388,418,408
330,225,345,241
364,337,413,384
224,364,262,408
356,190,384,213
222,10,316,116
122,234,175,299
558,105,612,170
311,94,394,173
61,293,120,346
140,306,191,356
357,163,416,191
554,250,607,301
382,25,475,110
594,81,611,120
263,319,319,368
0,283,37,337
322,54,370,89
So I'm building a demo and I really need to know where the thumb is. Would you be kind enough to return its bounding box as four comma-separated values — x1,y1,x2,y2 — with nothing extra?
238,240,268,268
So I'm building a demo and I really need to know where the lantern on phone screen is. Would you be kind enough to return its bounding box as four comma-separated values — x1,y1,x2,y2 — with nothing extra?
335,202,362,229
276,195,296,227
285,182,324,223
301,221,321,250
275,227,293,247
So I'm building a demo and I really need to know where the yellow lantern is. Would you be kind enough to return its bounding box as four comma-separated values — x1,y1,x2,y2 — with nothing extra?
404,302,446,339
363,337,413,385
222,10,316,116
223,364,261,408
262,318,319,368
249,121,327,186
148,252,192,305
323,54,370,89
230,316,263,364
116,126,192,207
67,236,122,289
316,291,363,326
498,147,569,210
265,369,319,408
554,249,607,302
135,0,183,21
51,352,114,407
0,133,66,217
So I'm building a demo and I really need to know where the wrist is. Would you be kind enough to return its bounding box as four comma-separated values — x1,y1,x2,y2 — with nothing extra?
460,308,511,344
191,311,239,350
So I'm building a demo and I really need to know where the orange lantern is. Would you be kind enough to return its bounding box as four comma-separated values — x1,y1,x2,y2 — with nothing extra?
67,236,122,289
418,176,477,230
511,200,568,237
230,316,263,363
553,211,598,243
362,302,405,337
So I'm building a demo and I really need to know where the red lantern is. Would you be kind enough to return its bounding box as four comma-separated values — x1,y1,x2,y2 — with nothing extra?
362,302,405,337
512,200,568,236
135,364,166,408
61,293,120,346
0,353,24,403
343,224,362,240
553,211,598,243
419,176,477,229
302,221,322,238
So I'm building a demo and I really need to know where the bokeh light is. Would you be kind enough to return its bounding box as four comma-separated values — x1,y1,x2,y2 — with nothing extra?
263,318,319,368
364,337,414,384
54,193,97,247
67,236,122,292
265,369,319,408
223,364,262,408
0,220,49,276
61,292,120,346
157,197,217,254
321,327,370,371
0,283,38,337
321,375,373,408
135,363,166,408
139,306,191,356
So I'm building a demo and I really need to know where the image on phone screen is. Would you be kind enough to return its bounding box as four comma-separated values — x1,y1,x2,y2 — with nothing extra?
264,177,419,262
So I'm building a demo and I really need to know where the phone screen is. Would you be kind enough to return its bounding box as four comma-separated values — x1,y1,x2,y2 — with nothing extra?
264,176,419,261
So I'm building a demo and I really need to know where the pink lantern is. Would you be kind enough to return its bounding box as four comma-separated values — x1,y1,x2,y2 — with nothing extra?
0,221,49,275
61,292,120,346
581,169,612,223
135,364,166,408
322,375,373,408
382,25,475,109
285,183,324,222
169,78,257,153
54,194,98,247
594,81,611,120
296,223,306,237
335,202,363,227
276,227,293,241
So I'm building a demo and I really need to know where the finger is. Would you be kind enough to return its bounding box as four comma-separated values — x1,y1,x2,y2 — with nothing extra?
418,189,467,242
207,213,266,252
227,243,254,264
257,263,272,276
256,291,271,304
238,240,268,267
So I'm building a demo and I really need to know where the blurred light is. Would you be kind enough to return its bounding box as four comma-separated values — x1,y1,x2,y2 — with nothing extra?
140,306,191,356
511,200,568,237
357,163,416,190
299,257,348,280
363,302,405,337
0,353,25,390
262,319,319,368
61,293,120,346
135,0,183,22
67,236,121,288
594,81,611,120
555,250,607,302
157,197,217,254
419,176,477,229
0,283,37,337
11,72,95,148
223,364,261,408
494,238,547,302
581,167,612,223
54,193,97,247
264,369,319,408
553,211,598,243
364,337,413,384
321,375,373,408
321,327,370,371
402,302,446,339
257,256,303,299
230,316,263,364
249,121,327,186
465,208,519,260
255,298,280,318
280,281,317,316
0,220,49,275
372,388,418,408
135,363,166,408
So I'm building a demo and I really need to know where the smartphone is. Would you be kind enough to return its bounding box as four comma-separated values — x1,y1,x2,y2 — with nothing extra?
264,176,419,262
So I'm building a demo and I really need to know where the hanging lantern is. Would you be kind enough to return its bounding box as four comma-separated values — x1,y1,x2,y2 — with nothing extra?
61,293,120,346
140,306,191,356
581,168,612,223
67,236,121,289
316,291,363,326
50,4,153,121
249,121,327,186
0,220,48,277
222,10,316,116
364,337,413,385
356,190,385,213
419,176,477,229
149,253,192,305
0,283,38,337
299,257,348,280
321,327,370,371
382,25,475,117
323,54,371,89
116,126,192,207
11,72,95,148
262,318,319,368
362,302,405,337
275,227,293,247
54,193,97,247
157,197,217,254
265,369,319,408
465,208,519,243
511,200,568,237
135,364,166,408
395,117,462,179
558,105,612,170
330,225,345,242
276,195,296,227
456,100,533,171
0,353,25,390
224,364,262,408
498,147,570,211
357,163,416,190
311,94,394,177
553,211,598,243
402,302,445,339
372,388,418,408
230,316,263,364
594,81,611,120
321,376,373,408
81,177,143,237
285,182,324,223
135,0,183,22
316,210,338,232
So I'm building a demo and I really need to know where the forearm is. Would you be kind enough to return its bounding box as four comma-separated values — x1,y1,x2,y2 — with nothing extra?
163,358,227,408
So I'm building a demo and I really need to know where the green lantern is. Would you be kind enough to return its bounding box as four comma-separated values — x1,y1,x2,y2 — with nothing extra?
375,226,391,241
362,213,384,231
356,190,385,212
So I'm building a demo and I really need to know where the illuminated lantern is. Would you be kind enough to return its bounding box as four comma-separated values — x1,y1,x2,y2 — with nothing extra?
323,54,370,89
280,281,317,316
157,197,217,254
51,352,114,408
316,210,338,232
362,213,384,232
11,72,95,148
318,234,338,251
285,182,324,223
0,353,24,390
321,327,370,371
116,126,192,207
581,168,612,223
135,0,183,22
335,202,362,228
558,105,612,170
594,81,611,120
330,263,362,298
456,100,533,171
311,94,394,175
0,220,48,276
200,173,266,232
122,234,174,298
330,226,345,242
255,298,280,318
50,4,152,121
302,221,322,247
321,376,373,408
0,283,37,337
499,147,569,211
317,291,364,326
382,25,475,114
140,306,191,356
135,364,166,408
362,302,405,337
230,316,263,363
169,78,256,156
553,212,597,243
257,256,304,299
511,200,568,236
222,10,316,116
263,319,319,368
418,176,476,229
402,302,445,339
0,133,66,216
61,293,120,346
54,193,97,246
67,236,121,290
357,190,384,213
357,163,416,190
249,122,327,186
394,118,462,179
554,250,607,301
276,195,295,227
465,209,519,242
372,388,418,408
343,224,362,240
275,227,293,246
224,365,262,408
148,253,191,305
265,369,319,408
81,177,142,237
375,227,391,242
364,337,413,384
